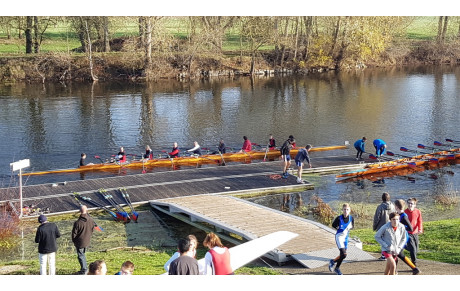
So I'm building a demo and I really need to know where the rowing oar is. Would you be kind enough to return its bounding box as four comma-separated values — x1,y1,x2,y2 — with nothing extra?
71,193,104,231
98,188,130,223
161,150,175,169
73,192,119,221
263,143,271,162
400,146,432,155
94,155,105,163
418,144,456,159
387,151,413,159
369,154,395,161
119,187,138,223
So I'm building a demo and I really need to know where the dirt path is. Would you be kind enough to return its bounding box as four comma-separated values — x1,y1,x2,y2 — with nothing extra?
261,253,460,275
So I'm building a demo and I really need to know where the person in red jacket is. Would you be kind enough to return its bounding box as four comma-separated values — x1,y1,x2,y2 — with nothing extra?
169,142,180,158
203,232,233,275
404,197,423,266
239,136,252,152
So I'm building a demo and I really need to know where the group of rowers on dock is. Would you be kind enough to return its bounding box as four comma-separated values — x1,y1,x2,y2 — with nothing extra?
79,134,314,184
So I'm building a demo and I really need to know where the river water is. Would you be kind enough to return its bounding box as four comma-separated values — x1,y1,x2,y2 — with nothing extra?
1,65,460,220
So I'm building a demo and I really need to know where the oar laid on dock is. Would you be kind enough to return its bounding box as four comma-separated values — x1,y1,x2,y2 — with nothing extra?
119,187,138,223
98,188,131,223
73,192,119,222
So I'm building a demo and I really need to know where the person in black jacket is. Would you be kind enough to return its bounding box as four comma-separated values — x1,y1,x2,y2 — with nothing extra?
71,205,96,275
35,214,61,275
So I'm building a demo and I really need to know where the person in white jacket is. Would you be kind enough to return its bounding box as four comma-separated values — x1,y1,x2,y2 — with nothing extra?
375,212,407,275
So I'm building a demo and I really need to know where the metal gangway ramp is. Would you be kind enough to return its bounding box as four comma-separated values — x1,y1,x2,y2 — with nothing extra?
150,194,374,268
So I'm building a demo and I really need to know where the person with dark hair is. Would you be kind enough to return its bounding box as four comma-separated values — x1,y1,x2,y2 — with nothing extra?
87,260,107,275
373,139,387,157
115,260,135,275
168,237,199,275
354,137,367,160
375,212,407,275
164,234,198,272
405,197,423,267
373,192,396,260
328,203,354,275
203,232,233,275
239,136,252,152
394,199,420,275
280,135,295,178
71,205,96,275
168,142,180,158
294,144,312,184
218,139,226,154
35,214,61,275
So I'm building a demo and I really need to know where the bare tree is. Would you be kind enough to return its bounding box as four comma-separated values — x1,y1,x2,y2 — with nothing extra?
25,16,33,53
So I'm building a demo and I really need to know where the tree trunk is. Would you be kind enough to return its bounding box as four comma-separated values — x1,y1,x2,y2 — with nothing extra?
293,16,300,60
103,16,110,52
441,16,448,44
25,16,33,54
329,16,341,56
280,19,289,68
78,18,86,53
436,16,443,43
144,17,152,74
303,16,313,61
139,17,145,47
83,18,98,82
33,16,40,53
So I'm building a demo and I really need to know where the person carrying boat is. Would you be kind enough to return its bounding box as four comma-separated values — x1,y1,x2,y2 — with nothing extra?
374,212,407,275
186,141,202,156
280,135,295,178
269,134,276,149
116,147,127,163
168,142,180,158
294,144,312,184
328,203,354,275
203,232,233,275
373,139,387,156
354,137,367,160
143,145,153,160
239,136,252,152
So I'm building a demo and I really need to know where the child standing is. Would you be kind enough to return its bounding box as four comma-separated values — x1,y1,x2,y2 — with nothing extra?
328,203,354,275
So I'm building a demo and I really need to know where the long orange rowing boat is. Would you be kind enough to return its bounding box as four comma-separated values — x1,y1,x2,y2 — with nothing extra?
22,144,348,176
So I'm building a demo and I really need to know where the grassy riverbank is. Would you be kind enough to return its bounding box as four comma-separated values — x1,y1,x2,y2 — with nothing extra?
352,218,460,264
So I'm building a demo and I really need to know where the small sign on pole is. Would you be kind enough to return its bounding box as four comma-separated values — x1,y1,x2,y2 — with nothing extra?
10,159,30,219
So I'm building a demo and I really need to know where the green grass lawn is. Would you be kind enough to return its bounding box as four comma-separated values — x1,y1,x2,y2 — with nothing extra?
352,218,460,264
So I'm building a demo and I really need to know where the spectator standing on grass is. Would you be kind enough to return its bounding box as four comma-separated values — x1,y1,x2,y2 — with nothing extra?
164,234,199,273
405,197,423,267
35,214,61,275
373,193,396,260
71,205,96,275
328,203,354,275
375,212,407,275
203,232,233,275
395,199,420,275
168,237,200,275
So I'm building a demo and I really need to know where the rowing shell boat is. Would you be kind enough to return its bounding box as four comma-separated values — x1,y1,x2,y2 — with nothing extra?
22,144,348,176
336,148,460,179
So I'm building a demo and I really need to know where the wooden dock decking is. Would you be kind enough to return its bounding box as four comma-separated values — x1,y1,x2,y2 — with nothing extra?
151,195,374,268
0,155,365,215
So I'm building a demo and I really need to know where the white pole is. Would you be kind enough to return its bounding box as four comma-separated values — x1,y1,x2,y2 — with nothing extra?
19,168,23,219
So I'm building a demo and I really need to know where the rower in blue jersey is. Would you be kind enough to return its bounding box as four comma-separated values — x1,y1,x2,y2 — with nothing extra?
353,137,367,160
328,203,354,275
373,139,387,156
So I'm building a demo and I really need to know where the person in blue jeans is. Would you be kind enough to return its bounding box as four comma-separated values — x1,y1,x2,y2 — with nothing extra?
354,137,367,160
373,139,387,156
71,205,96,274
329,203,354,275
